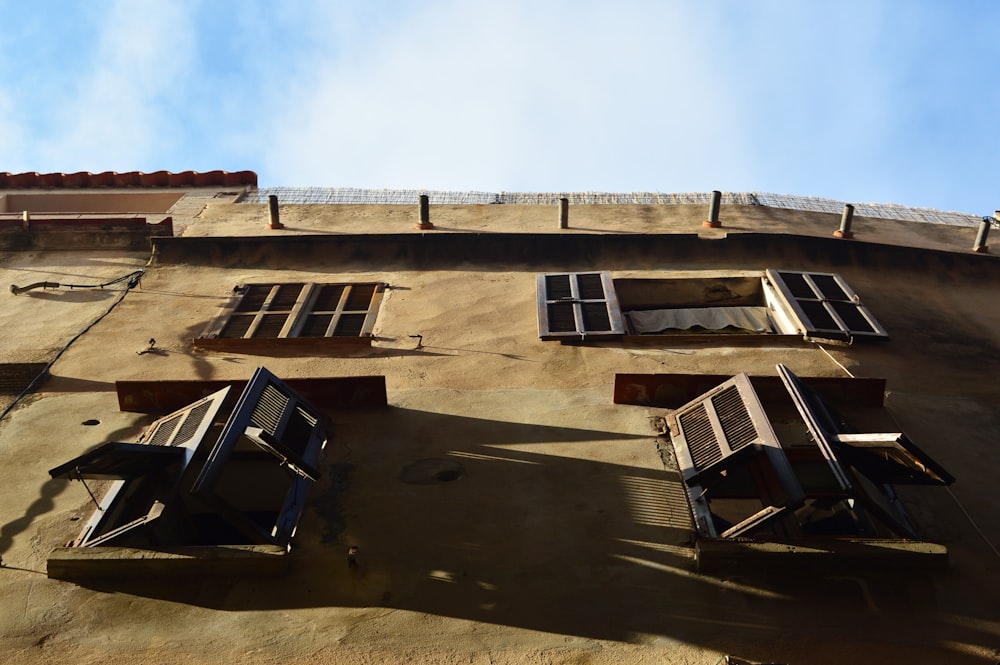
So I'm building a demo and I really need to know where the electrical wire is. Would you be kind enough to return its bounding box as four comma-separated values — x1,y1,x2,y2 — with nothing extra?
10,269,144,295
946,486,1000,560
0,269,144,425
814,341,855,378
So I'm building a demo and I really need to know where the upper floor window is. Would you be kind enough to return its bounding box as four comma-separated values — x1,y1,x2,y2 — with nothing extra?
536,270,887,342
196,282,385,349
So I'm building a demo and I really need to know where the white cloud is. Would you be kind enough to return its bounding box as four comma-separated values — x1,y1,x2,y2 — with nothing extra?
263,1,751,191
30,1,196,173
1,0,993,213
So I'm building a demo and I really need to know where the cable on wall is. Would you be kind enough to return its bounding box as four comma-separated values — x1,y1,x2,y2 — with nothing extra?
0,269,145,425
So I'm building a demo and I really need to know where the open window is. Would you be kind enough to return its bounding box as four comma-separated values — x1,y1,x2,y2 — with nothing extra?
50,388,231,547
49,368,330,550
195,282,385,349
189,367,328,545
536,270,888,342
666,365,952,543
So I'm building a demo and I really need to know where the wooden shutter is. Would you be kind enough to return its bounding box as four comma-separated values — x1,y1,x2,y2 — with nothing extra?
139,387,231,447
49,387,233,547
536,272,625,340
292,282,385,338
199,282,384,345
48,442,184,481
668,373,804,538
776,363,931,538
191,367,329,545
833,433,954,485
766,270,888,341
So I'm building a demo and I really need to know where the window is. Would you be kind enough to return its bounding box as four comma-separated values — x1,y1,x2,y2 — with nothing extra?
665,365,952,542
196,282,385,349
50,387,231,547
190,367,328,545
49,368,330,549
536,270,887,342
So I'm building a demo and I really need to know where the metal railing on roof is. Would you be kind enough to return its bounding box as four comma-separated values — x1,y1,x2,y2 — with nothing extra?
237,188,983,228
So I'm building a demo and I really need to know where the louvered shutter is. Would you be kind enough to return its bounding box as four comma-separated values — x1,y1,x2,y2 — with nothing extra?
536,272,625,340
777,363,949,538
140,387,231,447
191,367,329,545
766,270,888,340
49,387,229,482
668,373,804,538
48,387,233,546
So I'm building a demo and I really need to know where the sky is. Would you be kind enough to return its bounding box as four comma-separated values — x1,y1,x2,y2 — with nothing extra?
0,0,998,215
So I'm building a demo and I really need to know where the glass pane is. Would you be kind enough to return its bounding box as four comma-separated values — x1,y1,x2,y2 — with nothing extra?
220,314,254,338
830,301,876,333
333,313,366,336
312,285,345,311
300,313,333,337
777,272,815,299
810,274,850,300
252,313,289,338
547,302,576,332
235,285,270,312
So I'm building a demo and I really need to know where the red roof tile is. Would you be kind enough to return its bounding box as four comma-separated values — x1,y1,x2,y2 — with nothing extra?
0,170,257,189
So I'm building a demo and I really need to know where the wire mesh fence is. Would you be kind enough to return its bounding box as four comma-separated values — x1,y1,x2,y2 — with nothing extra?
238,188,983,228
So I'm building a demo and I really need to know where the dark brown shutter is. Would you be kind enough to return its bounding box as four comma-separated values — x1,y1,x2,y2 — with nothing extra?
191,368,329,545
668,373,804,538
776,363,932,538
198,282,385,345
766,270,888,340
536,272,625,340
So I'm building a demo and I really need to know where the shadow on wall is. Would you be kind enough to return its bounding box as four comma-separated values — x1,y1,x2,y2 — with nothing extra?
65,406,998,664
0,422,150,564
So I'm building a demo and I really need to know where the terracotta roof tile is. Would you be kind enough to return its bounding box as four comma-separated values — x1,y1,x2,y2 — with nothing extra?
0,170,257,189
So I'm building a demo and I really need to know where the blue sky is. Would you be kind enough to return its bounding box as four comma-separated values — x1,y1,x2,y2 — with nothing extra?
1,1,997,215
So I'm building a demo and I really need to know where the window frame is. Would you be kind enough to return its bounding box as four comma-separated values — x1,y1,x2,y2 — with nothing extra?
666,365,953,542
195,281,386,349
536,270,888,343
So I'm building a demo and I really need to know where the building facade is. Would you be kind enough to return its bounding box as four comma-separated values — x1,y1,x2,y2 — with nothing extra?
0,173,998,664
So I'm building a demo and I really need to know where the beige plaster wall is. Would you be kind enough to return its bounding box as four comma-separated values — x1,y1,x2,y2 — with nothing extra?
1,198,999,665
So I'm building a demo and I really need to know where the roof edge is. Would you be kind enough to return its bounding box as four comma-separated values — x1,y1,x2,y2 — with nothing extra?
0,170,257,189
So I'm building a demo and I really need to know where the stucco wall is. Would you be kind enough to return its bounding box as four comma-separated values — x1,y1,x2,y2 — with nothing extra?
1,198,998,665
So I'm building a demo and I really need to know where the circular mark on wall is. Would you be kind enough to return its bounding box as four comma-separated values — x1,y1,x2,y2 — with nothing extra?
399,458,465,485
81,419,101,426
